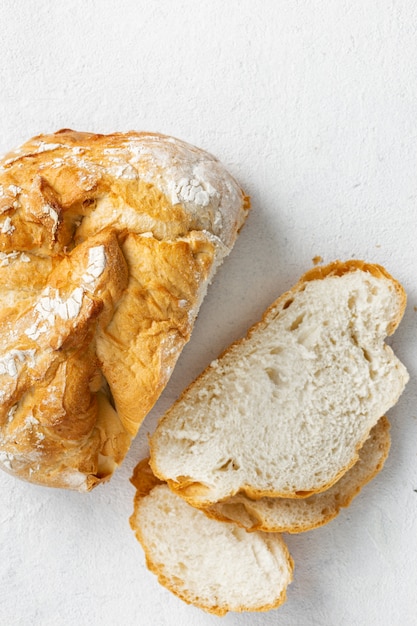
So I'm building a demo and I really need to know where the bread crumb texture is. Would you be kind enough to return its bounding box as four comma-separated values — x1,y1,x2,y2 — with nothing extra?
206,415,391,532
130,467,293,616
130,415,390,615
150,261,408,506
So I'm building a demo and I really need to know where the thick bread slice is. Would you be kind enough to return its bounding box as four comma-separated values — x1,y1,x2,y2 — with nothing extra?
129,460,293,616
0,130,249,490
205,416,391,533
150,261,408,506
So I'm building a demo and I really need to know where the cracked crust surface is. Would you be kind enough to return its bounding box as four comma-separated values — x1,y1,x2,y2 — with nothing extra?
0,130,249,490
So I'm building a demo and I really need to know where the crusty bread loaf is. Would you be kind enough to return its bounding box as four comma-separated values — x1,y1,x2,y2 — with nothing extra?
150,261,408,506
205,416,391,533
0,130,249,490
129,459,293,616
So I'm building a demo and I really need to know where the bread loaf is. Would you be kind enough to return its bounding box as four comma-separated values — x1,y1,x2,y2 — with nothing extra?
0,130,249,490
205,416,391,533
150,261,408,506
129,459,293,616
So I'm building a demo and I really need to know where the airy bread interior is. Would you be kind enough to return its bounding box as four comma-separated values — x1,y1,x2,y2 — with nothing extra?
205,415,391,533
129,461,293,616
150,262,408,506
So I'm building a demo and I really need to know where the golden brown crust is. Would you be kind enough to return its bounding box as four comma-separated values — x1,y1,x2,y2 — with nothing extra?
150,260,406,506
0,130,249,490
130,458,164,499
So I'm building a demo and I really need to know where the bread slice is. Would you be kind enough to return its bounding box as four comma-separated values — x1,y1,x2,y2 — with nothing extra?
205,416,391,533
129,460,293,616
150,261,408,506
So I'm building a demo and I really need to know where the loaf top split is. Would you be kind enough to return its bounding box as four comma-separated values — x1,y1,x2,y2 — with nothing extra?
0,130,249,490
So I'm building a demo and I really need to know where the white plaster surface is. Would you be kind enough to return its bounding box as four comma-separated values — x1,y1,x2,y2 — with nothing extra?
1,1,417,624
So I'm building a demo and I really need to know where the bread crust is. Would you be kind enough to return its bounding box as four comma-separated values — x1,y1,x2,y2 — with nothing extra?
0,130,249,490
150,260,407,506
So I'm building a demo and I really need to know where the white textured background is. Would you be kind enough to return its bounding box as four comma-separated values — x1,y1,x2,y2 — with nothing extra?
1,1,417,624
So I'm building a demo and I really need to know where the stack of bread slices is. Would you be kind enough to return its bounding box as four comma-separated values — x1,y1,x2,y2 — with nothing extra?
130,260,408,616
